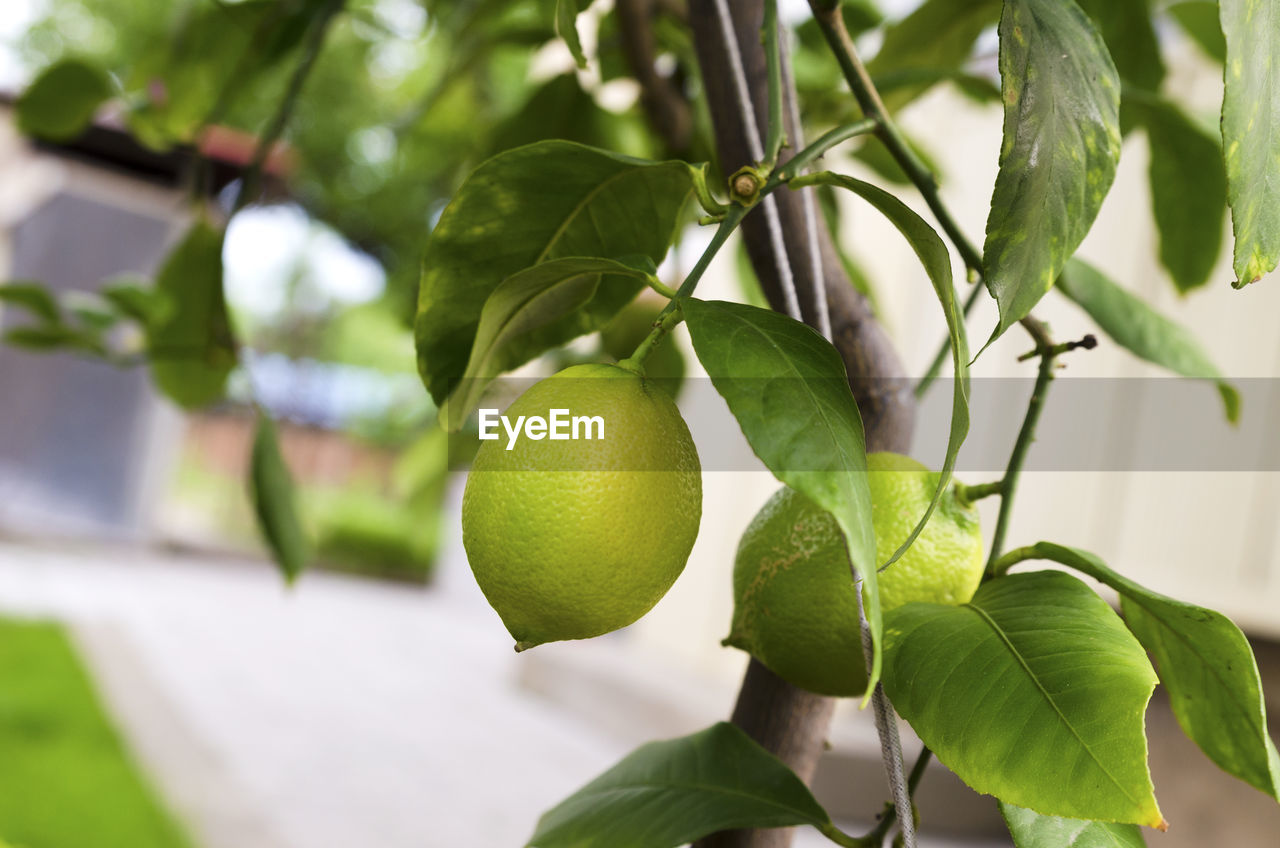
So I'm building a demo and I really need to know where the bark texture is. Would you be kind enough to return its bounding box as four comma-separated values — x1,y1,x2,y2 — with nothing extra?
686,2,916,845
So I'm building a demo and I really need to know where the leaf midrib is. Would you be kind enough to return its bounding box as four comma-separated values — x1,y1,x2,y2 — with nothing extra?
965,602,1147,810
533,165,673,265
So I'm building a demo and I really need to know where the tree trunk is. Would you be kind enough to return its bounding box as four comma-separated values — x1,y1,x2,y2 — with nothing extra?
687,3,916,845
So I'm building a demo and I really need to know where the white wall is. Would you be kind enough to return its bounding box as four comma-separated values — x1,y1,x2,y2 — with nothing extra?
630,37,1280,686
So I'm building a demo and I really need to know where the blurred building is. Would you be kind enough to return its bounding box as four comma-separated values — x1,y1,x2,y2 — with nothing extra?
0,101,196,539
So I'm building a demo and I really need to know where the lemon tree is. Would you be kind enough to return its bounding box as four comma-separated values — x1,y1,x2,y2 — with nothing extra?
726,453,983,697
10,1,1280,848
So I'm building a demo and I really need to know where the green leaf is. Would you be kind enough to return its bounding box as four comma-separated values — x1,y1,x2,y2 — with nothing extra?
2,324,96,353
100,276,172,327
442,256,655,430
1056,258,1239,423
63,292,120,332
249,414,311,583
415,140,693,405
1028,542,1280,801
791,173,969,572
1168,2,1227,63
1124,93,1228,293
126,0,320,148
0,282,61,324
15,58,113,142
867,0,1001,113
556,0,588,70
1076,0,1165,91
681,299,880,695
528,722,834,847
982,0,1121,348
147,220,237,409
882,570,1163,827
1219,0,1280,285
1001,803,1146,847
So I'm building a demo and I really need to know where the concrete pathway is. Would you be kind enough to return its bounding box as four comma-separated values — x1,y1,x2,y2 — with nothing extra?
0,530,1009,848
0,538,634,848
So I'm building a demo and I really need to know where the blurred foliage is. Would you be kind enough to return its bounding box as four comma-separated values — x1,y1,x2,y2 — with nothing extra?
21,0,670,319
0,618,193,848
307,485,439,582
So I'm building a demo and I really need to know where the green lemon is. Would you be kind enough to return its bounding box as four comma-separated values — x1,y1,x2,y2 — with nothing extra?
461,362,702,650
725,452,983,697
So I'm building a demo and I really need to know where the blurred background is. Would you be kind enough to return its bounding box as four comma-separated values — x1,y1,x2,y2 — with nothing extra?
0,1,1277,846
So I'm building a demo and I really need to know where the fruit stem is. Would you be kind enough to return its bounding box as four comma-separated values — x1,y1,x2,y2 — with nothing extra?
816,822,875,847
984,317,1058,577
627,204,749,367
644,275,679,299
953,480,1003,506
987,546,1041,579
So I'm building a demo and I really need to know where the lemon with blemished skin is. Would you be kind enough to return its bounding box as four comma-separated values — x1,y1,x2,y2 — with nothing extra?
461,362,702,650
725,452,983,697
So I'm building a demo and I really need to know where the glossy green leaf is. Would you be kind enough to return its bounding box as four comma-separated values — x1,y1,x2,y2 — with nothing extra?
555,0,588,69
1001,803,1145,847
681,299,880,693
791,173,969,572
1168,2,1226,62
1029,542,1280,801
147,220,237,409
15,58,113,142
528,722,833,847
1124,93,1227,293
1220,0,1280,284
1076,0,1165,91
982,0,1121,348
867,0,1001,113
0,282,61,324
442,256,655,430
249,414,311,583
1056,258,1238,423
882,570,1163,827
415,141,693,405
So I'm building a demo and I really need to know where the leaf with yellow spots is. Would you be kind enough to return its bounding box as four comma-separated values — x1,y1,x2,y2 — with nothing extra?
980,0,1121,352
1220,0,1280,286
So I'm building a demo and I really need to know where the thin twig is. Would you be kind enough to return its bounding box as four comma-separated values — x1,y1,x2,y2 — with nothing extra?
232,0,346,213
807,4,982,274
983,316,1055,575
614,0,693,152
628,205,749,365
775,118,878,180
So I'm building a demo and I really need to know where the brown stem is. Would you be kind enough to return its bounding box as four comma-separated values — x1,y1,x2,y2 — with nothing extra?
615,0,694,154
687,2,915,846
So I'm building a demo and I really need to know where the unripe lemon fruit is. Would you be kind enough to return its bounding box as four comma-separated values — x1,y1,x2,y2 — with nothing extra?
726,452,983,696
461,362,702,650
